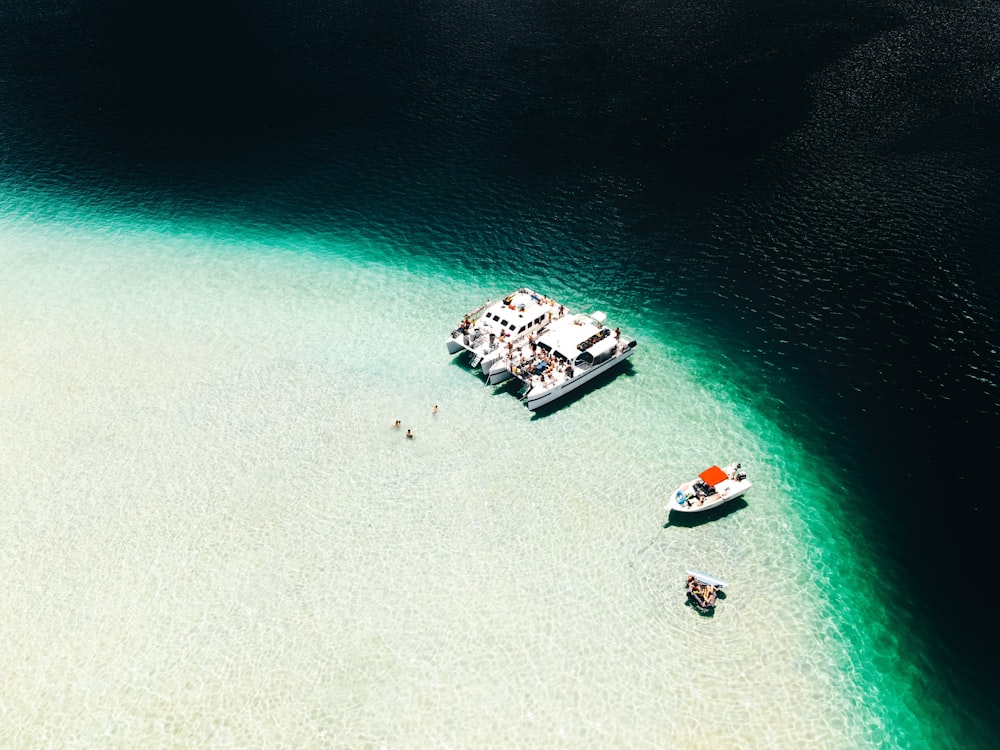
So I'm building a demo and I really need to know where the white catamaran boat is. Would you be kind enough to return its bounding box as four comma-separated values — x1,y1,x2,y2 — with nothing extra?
669,463,751,514
446,289,564,384
508,311,637,410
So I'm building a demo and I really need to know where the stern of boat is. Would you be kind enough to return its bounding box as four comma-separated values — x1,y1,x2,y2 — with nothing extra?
486,362,514,385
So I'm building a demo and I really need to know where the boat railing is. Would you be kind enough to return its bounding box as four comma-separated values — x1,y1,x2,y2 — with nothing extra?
466,301,490,320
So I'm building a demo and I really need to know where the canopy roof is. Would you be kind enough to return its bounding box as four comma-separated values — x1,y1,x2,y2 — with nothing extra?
699,465,729,486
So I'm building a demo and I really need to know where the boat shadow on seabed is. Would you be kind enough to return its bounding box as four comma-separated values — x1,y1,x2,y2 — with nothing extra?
664,497,749,529
685,586,727,617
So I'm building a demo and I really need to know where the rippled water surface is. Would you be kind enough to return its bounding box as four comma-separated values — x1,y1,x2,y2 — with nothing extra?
2,0,998,747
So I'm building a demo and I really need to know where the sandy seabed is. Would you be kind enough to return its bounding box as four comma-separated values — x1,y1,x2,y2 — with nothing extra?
0,210,932,748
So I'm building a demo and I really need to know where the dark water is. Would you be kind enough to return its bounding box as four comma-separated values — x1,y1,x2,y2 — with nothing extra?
3,0,999,742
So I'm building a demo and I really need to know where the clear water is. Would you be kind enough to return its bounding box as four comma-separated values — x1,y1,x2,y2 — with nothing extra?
3,0,998,744
0,192,964,748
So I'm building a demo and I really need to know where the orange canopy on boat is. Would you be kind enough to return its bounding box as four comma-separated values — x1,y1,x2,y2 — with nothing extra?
699,465,729,486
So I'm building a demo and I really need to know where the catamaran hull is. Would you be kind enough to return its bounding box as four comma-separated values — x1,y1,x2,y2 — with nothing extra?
479,352,502,375
445,334,499,364
486,363,515,385
523,344,636,410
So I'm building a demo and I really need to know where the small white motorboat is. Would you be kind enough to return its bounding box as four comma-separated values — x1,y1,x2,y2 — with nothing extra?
668,463,750,514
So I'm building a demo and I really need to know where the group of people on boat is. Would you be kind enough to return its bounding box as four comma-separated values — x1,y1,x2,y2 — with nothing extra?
685,575,720,612
512,350,574,386
454,316,475,341
576,327,611,351
693,480,715,500
675,480,715,509
449,290,638,413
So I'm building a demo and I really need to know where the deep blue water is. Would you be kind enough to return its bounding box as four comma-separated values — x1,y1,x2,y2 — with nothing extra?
3,0,998,742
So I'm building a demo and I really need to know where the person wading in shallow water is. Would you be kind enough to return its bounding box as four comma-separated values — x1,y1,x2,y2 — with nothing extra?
406,429,414,439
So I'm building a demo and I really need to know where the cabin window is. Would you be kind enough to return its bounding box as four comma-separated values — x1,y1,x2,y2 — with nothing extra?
518,326,525,333
509,324,515,331
501,319,509,327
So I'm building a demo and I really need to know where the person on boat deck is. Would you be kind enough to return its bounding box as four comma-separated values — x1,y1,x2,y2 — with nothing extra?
614,327,620,339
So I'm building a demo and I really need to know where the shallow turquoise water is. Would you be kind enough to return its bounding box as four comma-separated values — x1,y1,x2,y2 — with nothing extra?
0,189,973,748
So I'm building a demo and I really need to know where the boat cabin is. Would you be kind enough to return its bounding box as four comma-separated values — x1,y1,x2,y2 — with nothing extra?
479,297,552,338
574,335,618,367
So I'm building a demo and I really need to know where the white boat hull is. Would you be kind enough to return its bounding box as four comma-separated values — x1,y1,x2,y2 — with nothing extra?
445,331,500,364
669,463,751,514
523,342,636,410
479,351,502,375
486,361,515,385
671,485,749,513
